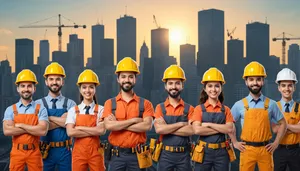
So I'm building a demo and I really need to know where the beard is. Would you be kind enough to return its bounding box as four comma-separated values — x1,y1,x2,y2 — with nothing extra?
248,85,262,95
48,84,62,94
167,89,181,98
20,91,32,100
120,82,135,92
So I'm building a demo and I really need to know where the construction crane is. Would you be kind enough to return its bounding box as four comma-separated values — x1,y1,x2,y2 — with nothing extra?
19,14,86,51
227,27,236,40
153,15,160,28
273,32,300,65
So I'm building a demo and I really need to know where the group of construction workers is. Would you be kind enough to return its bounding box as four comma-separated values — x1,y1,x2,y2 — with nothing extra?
2,56,300,171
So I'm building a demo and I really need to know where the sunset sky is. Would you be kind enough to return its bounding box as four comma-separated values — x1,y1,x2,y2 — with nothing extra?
1,0,300,72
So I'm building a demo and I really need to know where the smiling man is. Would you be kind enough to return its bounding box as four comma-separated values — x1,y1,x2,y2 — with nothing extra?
36,62,76,171
154,65,194,171
3,69,49,171
272,68,300,171
103,57,154,171
229,61,287,171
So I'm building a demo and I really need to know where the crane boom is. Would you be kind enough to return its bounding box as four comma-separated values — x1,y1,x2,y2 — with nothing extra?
272,32,300,65
19,14,86,51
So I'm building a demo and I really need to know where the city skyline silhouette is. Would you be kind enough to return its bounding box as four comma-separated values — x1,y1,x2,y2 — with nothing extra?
1,1,300,170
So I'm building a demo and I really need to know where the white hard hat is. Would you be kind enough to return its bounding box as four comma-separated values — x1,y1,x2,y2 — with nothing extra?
276,68,298,84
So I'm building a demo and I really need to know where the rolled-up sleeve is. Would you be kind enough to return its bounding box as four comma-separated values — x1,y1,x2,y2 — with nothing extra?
3,106,13,121
38,107,49,122
231,102,241,122
270,102,284,122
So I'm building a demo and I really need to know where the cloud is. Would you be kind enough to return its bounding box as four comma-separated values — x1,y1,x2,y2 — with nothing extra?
0,28,13,35
0,46,9,51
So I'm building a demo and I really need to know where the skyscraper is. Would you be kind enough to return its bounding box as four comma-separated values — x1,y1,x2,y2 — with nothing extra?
99,39,114,68
15,38,34,73
151,28,169,90
246,22,269,64
197,9,224,75
139,41,149,72
67,34,84,69
38,40,49,68
151,28,169,59
180,44,196,76
92,24,105,68
117,15,136,62
288,44,300,76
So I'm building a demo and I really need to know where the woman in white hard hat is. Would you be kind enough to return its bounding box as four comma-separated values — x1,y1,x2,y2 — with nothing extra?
273,68,300,171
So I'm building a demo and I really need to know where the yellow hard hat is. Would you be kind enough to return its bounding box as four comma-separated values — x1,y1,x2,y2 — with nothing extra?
201,67,225,84
15,69,38,85
243,61,267,78
115,57,140,75
44,62,66,78
77,69,100,86
162,65,186,82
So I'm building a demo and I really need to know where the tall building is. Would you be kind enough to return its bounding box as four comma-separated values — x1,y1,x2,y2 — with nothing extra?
0,60,13,130
92,24,105,68
151,28,169,59
197,9,224,75
67,34,84,69
38,40,49,68
288,44,300,76
139,41,149,72
52,51,69,70
180,44,196,76
227,39,244,80
99,39,114,68
246,22,269,64
151,28,169,90
117,15,136,63
15,38,34,73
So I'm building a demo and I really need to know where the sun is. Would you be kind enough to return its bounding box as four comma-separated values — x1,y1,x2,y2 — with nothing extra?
170,28,183,44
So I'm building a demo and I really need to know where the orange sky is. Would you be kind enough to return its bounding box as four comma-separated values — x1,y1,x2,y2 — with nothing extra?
1,0,300,72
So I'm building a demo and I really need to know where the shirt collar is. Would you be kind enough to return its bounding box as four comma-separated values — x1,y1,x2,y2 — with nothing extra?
204,100,222,108
280,99,294,107
164,98,184,107
80,101,95,110
116,92,139,102
247,93,265,103
18,99,35,108
47,93,63,101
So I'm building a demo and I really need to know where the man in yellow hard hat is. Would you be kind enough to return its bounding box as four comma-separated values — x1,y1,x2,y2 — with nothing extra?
154,65,194,171
103,57,154,171
229,61,287,171
35,62,76,171
272,68,300,171
3,69,49,171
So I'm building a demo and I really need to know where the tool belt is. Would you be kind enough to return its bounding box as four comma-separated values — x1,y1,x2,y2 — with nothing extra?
49,139,72,148
163,145,189,153
14,143,37,150
111,146,139,156
198,140,226,149
243,140,269,147
40,139,72,159
279,143,300,149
